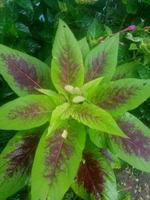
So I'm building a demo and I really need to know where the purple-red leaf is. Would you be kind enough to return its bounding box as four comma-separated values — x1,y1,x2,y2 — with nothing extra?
85,33,119,82
77,153,104,199
5,134,39,177
0,95,55,130
51,20,84,94
73,146,118,200
85,52,107,82
91,79,150,116
0,131,40,200
110,113,150,172
70,102,124,136
0,44,51,96
44,128,73,181
31,121,86,200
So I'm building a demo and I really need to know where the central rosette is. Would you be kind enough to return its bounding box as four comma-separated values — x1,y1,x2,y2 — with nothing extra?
64,85,85,104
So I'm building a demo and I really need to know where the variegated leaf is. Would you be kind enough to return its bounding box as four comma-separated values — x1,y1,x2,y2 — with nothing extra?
0,131,40,200
31,121,86,200
0,95,55,130
70,102,125,137
91,78,150,117
0,44,51,96
85,33,119,82
51,20,84,94
110,113,150,172
72,143,118,200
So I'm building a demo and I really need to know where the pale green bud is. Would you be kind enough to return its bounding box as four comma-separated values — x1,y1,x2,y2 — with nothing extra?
64,85,74,94
62,129,68,139
72,96,85,103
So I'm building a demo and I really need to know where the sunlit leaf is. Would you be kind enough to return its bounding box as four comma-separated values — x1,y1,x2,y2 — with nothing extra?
81,77,104,100
92,78,150,116
37,88,65,106
31,121,86,200
50,103,71,126
0,131,40,200
0,95,54,130
70,102,125,136
51,20,84,94
85,33,119,82
109,113,150,172
72,142,118,200
0,44,51,96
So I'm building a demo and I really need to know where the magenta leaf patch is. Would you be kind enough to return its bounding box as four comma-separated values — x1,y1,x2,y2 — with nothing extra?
31,122,86,200
0,45,51,96
0,131,41,200
51,20,84,94
115,122,150,160
44,129,73,181
58,47,81,87
85,33,119,82
8,103,47,120
77,153,104,199
92,79,150,116
5,133,40,177
99,85,136,109
1,54,41,90
0,95,54,130
74,146,118,200
110,113,150,172
85,52,107,82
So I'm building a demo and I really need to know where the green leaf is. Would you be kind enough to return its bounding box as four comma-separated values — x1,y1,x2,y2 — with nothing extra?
49,103,71,130
75,0,98,5
88,129,107,148
81,77,104,100
78,37,90,60
123,0,138,14
92,78,150,117
85,33,119,82
72,142,118,200
0,131,40,200
0,95,54,130
113,61,140,80
143,0,150,5
0,44,51,96
87,19,112,47
14,0,33,12
51,20,84,94
70,102,125,137
37,88,65,106
109,113,150,172
31,121,86,200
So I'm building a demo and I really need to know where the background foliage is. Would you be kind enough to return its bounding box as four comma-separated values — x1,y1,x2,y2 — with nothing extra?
1,0,150,199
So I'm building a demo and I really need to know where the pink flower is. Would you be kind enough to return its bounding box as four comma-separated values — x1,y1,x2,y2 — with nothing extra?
127,25,136,31
121,25,136,33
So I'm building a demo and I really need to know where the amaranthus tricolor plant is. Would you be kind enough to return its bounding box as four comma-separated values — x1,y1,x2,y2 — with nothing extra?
0,20,150,200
